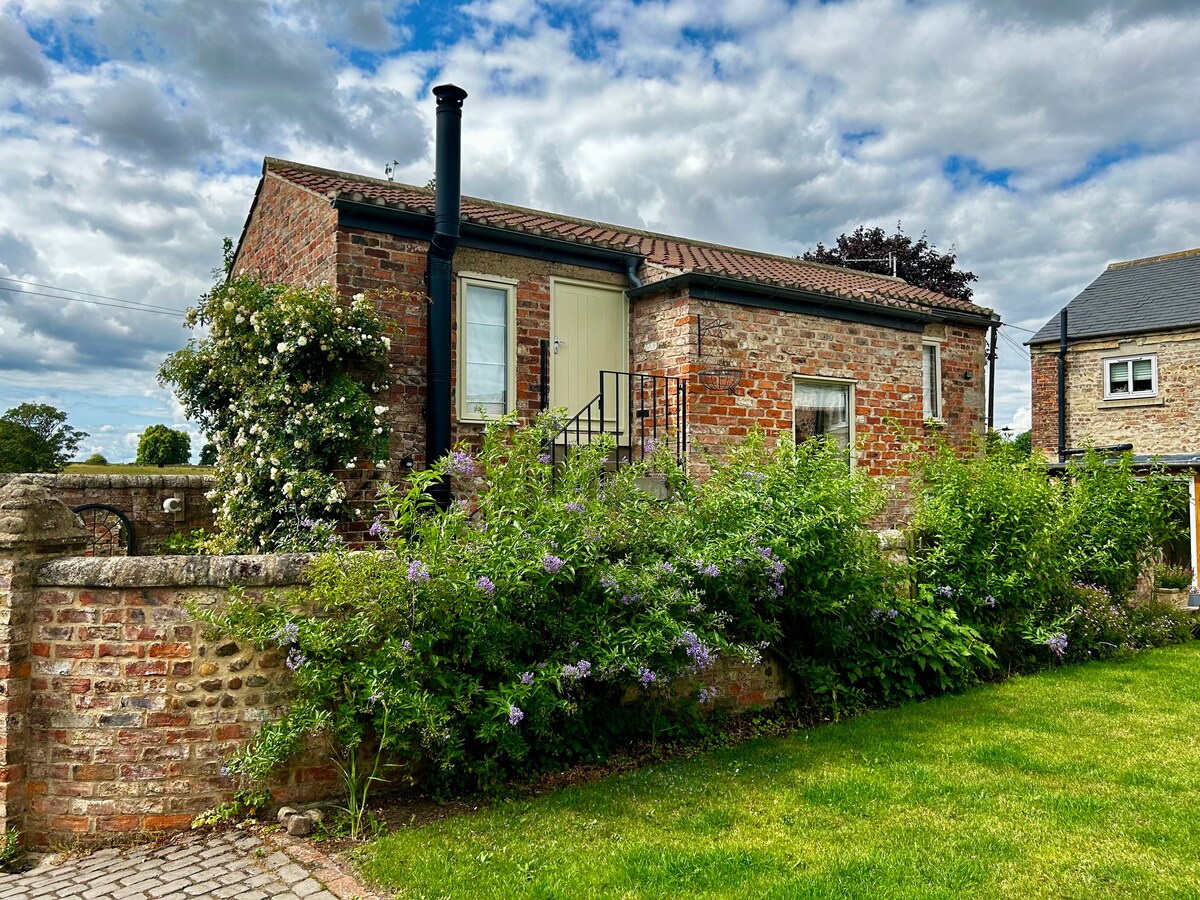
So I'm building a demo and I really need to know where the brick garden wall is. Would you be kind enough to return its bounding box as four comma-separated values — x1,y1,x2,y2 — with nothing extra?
0,474,215,555
1030,328,1200,459
22,553,336,848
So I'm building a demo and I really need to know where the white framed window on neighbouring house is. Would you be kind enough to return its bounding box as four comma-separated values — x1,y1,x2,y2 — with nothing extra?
794,377,854,456
1103,354,1157,400
457,274,517,421
922,341,942,420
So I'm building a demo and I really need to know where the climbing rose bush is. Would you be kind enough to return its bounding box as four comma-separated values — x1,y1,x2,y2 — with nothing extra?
160,277,390,552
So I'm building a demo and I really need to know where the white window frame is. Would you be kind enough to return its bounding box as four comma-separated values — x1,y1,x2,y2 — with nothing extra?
456,273,518,423
792,376,856,463
1103,354,1157,400
922,339,943,421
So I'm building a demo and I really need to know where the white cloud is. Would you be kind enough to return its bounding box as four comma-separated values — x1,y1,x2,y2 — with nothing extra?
2,0,1198,453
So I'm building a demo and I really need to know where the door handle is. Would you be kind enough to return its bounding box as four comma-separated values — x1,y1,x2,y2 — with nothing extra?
553,337,564,354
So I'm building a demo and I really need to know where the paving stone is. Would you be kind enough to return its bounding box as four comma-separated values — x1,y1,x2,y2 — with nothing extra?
0,831,370,900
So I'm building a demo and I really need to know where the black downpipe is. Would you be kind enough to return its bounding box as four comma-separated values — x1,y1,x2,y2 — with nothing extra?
1057,309,1068,463
986,321,998,431
427,83,467,508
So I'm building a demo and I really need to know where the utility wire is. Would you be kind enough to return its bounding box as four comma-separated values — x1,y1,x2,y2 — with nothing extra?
1001,321,1041,335
998,329,1030,359
0,275,183,314
0,285,184,318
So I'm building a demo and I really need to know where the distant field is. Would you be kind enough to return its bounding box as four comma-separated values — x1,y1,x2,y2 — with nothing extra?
63,463,214,475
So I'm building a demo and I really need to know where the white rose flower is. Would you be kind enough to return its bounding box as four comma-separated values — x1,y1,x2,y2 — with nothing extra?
374,406,388,415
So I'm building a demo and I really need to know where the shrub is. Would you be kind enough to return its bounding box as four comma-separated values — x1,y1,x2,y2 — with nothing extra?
1059,452,1186,599
83,453,108,466
202,416,754,795
160,276,390,552
1155,565,1194,590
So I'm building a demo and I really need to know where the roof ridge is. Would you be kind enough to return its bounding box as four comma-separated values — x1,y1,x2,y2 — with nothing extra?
1107,246,1200,270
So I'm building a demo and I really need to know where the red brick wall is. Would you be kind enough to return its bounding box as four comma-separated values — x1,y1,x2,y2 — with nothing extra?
1031,350,1059,457
233,175,337,286
24,555,335,847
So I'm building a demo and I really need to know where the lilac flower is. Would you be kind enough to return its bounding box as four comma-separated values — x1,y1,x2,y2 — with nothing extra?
984,595,997,608
507,705,524,726
285,647,306,671
519,671,535,685
887,608,899,619
401,640,412,652
299,517,315,530
476,575,496,596
272,622,300,646
638,667,657,687
562,660,592,681
368,514,388,538
564,501,586,514
698,686,718,706
406,560,430,582
1046,633,1068,658
543,554,565,575
644,436,662,455
695,561,720,578
219,763,233,778
600,573,619,591
620,592,643,606
538,452,553,465
367,689,383,707
935,585,954,599
659,560,675,575
446,449,476,477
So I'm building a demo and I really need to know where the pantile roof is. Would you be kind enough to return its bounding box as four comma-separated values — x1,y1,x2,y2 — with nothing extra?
1029,247,1200,345
263,158,994,321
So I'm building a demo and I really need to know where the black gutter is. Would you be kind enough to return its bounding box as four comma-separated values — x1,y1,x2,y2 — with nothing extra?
628,271,1002,332
427,83,467,508
1057,310,1067,463
334,200,641,275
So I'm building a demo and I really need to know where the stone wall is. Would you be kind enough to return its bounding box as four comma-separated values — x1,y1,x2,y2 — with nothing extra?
0,474,215,555
1030,328,1200,458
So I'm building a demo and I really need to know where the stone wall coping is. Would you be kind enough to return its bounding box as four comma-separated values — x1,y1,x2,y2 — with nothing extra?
0,472,215,490
36,552,318,588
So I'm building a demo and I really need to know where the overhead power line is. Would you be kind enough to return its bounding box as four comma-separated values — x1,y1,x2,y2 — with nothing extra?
0,279,184,318
0,276,184,313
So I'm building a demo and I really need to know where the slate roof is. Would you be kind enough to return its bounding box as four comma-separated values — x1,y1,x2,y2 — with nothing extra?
1029,247,1200,345
262,158,994,322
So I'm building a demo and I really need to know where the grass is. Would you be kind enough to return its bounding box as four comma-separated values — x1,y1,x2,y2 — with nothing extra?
357,643,1200,899
63,463,212,475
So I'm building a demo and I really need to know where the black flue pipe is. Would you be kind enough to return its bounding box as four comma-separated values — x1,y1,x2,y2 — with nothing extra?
1057,309,1068,463
426,83,467,508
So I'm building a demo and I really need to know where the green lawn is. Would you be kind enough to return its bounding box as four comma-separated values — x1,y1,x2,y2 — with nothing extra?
63,463,212,475
357,643,1200,899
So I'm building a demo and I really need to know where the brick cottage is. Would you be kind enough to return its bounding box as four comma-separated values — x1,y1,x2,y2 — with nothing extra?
232,85,1000,521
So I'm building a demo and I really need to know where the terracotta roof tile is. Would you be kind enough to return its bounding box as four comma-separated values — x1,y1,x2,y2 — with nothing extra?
265,158,993,319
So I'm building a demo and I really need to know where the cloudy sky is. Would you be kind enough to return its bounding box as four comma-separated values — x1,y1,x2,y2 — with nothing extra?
2,0,1198,462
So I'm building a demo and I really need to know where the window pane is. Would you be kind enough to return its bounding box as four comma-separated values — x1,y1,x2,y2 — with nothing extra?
1108,360,1130,394
1132,358,1153,392
795,381,851,451
923,344,940,418
464,285,508,415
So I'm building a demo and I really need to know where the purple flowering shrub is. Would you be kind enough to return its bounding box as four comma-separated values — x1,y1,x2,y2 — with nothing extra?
911,443,1190,671
202,413,752,794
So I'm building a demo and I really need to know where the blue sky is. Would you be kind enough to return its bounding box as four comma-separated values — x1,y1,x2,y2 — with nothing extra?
2,0,1199,460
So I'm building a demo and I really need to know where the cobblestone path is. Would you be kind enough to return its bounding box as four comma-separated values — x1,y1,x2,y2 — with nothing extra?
0,830,366,900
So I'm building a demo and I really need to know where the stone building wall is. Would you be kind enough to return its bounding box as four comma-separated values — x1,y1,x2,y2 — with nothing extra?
1030,328,1200,458
234,174,338,287
0,474,215,555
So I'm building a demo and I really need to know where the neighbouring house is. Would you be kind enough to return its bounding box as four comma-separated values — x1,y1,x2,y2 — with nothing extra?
1028,246,1200,583
231,85,999,525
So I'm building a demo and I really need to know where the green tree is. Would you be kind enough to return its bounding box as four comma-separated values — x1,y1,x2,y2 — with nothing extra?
199,442,218,466
802,224,978,301
136,425,192,466
1012,430,1031,454
84,453,109,465
0,403,87,473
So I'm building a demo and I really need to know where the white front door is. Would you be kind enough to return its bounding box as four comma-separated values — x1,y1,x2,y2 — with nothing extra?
549,279,628,436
